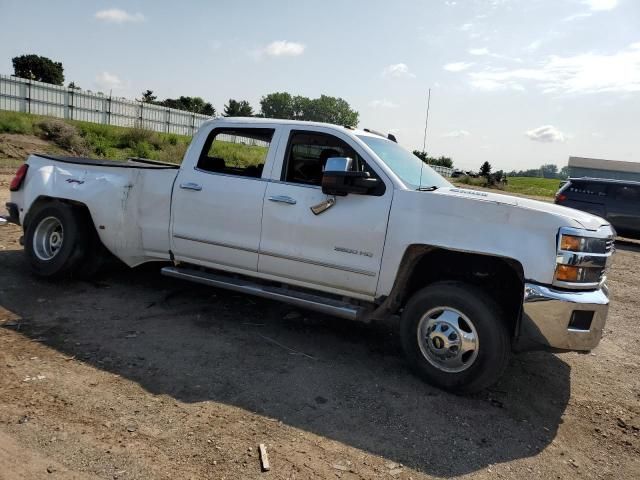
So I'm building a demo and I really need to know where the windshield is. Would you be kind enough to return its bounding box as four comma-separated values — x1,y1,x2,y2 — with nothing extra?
357,135,452,189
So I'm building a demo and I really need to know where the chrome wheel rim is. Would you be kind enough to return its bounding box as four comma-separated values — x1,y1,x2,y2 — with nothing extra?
417,307,479,373
33,216,64,261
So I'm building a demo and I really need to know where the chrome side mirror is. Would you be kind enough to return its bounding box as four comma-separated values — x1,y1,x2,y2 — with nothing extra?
324,156,353,174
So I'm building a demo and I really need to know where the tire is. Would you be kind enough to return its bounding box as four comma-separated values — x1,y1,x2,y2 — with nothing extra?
400,281,510,394
24,201,89,279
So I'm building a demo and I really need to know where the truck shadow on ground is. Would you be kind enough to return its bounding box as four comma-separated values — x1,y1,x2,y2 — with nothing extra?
0,250,570,477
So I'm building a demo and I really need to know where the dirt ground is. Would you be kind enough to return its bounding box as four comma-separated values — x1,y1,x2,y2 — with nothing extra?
0,171,639,480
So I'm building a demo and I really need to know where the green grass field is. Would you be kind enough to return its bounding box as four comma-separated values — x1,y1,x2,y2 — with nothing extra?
504,177,563,198
454,174,562,198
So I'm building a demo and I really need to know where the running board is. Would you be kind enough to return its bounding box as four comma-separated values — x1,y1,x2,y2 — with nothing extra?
161,266,367,321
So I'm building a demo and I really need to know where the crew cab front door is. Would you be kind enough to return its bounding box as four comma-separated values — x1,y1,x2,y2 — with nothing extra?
258,128,393,298
170,126,279,272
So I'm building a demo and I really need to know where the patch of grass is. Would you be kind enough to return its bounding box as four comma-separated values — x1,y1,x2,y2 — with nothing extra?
455,176,489,188
209,141,269,168
454,175,562,198
0,111,36,135
156,142,188,164
37,118,90,155
505,177,563,197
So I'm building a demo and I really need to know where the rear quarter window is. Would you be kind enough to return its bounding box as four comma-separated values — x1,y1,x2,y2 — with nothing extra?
568,182,608,197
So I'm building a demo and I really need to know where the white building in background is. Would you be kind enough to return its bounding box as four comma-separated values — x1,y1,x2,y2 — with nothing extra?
568,157,640,182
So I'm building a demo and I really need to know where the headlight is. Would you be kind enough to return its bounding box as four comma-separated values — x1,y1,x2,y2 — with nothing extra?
559,234,609,254
554,227,615,289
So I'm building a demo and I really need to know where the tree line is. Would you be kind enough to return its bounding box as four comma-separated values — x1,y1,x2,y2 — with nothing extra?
411,150,454,169
508,164,569,179
140,90,360,125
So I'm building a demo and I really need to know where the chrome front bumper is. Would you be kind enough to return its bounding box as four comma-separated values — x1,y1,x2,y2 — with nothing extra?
518,283,609,352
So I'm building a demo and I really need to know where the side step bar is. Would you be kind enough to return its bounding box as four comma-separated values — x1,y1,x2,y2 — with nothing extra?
161,266,368,321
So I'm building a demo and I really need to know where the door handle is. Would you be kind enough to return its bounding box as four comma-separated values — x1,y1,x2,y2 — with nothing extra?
180,182,202,191
268,195,297,205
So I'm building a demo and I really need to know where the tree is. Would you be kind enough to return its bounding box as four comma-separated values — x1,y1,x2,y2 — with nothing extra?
559,165,570,179
12,54,64,85
413,150,428,162
259,92,297,120
540,163,558,179
140,90,157,103
259,92,359,126
480,161,492,178
223,99,254,117
431,156,454,169
160,96,215,116
304,95,359,126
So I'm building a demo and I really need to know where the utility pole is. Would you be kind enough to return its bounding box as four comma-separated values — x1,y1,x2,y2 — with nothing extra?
422,88,431,153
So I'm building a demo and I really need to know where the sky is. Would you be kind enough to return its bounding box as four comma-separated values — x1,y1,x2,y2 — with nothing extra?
0,0,638,171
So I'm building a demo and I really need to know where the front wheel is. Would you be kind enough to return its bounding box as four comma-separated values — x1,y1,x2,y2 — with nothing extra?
400,281,510,394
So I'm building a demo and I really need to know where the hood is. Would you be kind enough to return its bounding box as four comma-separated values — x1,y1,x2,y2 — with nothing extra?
438,187,609,231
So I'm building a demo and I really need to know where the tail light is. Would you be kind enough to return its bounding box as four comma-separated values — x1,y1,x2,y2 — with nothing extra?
556,193,567,202
10,164,29,191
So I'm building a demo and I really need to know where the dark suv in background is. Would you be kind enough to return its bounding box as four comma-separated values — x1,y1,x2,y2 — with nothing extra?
555,177,640,237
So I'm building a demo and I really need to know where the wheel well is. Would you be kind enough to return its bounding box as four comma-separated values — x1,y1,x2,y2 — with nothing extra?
383,246,524,335
24,196,94,231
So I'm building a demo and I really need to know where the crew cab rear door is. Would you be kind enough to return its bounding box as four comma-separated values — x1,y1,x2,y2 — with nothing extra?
170,126,280,272
258,127,393,298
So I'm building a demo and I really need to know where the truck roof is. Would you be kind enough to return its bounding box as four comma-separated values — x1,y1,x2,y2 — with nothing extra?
569,176,640,186
205,116,384,139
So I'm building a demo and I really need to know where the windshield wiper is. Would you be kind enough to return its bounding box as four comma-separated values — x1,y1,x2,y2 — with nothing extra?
417,185,439,191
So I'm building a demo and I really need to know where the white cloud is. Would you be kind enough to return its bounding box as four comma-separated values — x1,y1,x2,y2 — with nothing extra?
584,0,618,11
460,23,473,31
368,99,398,108
263,41,305,57
95,9,144,24
469,48,490,56
526,39,543,52
382,63,416,78
443,130,471,138
95,72,123,90
468,42,640,94
564,12,593,22
525,125,566,143
444,62,474,72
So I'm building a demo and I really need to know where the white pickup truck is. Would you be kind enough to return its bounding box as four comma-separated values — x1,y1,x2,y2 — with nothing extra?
5,118,615,393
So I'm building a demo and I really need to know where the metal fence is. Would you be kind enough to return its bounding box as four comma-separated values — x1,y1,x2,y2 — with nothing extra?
0,74,212,136
430,165,453,177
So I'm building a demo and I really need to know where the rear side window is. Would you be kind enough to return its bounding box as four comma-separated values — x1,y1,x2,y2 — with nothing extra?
568,181,608,197
611,184,640,202
197,128,274,178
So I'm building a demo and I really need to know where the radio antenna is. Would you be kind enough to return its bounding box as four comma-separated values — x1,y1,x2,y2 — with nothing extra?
418,88,431,189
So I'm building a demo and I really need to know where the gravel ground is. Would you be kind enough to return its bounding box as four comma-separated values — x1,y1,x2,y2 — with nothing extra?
0,173,639,480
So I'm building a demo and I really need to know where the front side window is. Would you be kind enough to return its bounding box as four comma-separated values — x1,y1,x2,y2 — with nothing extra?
357,135,451,190
283,131,374,186
197,128,274,178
